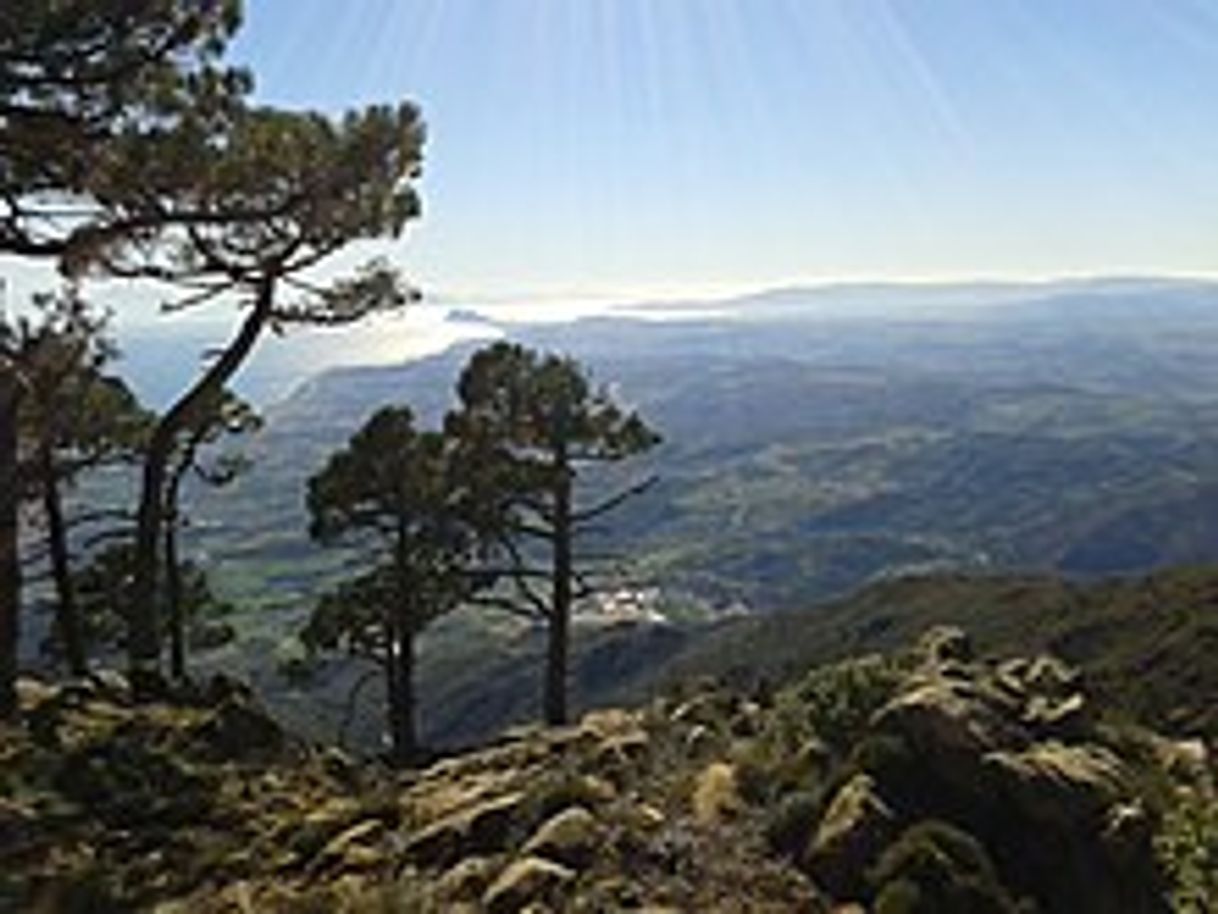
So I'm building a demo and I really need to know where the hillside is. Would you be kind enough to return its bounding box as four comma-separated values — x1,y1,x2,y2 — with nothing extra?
657,566,1218,741
238,562,1218,758
3,627,1213,912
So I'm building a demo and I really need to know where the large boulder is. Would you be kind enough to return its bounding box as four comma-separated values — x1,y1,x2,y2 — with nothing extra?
982,742,1127,828
872,675,1028,786
191,695,283,762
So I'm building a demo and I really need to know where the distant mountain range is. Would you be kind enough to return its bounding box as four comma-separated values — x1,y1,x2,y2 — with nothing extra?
71,276,1218,747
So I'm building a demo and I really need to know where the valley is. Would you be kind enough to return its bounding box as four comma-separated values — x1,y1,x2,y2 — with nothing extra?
110,277,1218,748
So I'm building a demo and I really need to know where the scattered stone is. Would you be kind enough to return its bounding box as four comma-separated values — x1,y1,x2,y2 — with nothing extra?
634,803,666,830
14,676,56,712
310,819,386,873
692,761,741,825
684,723,715,756
1023,691,1088,739
482,856,575,914
1154,737,1209,783
318,746,362,787
1103,801,1152,861
670,692,729,727
404,791,527,869
86,669,132,704
522,806,599,869
595,729,649,765
1023,654,1080,698
435,855,501,902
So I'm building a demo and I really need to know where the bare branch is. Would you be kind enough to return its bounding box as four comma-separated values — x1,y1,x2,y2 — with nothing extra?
571,475,658,525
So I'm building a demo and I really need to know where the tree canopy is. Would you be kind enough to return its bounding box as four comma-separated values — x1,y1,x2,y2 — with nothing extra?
1,0,247,260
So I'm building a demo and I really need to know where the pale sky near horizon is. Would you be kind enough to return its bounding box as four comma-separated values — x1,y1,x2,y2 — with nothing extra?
225,0,1218,301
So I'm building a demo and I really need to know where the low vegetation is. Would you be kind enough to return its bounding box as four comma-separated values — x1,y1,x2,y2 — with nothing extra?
2,627,1212,911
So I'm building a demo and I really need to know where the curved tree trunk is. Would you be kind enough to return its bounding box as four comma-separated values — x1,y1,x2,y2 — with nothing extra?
128,275,276,687
38,441,86,675
0,374,20,718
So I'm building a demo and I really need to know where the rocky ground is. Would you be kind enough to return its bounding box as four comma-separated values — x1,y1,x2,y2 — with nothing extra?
2,629,1214,912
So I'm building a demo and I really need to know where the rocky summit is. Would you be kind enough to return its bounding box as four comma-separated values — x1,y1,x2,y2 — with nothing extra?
1,629,1214,913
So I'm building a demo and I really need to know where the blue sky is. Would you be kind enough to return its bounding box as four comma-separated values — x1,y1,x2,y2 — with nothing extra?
230,1,1218,300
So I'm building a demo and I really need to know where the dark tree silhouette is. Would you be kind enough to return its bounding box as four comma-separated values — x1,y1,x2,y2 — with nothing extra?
0,330,19,716
122,107,424,689
0,0,244,713
306,407,485,765
15,292,150,674
449,342,660,725
162,388,259,679
0,2,426,691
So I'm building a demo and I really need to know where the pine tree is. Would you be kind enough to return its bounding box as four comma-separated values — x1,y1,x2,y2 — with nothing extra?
449,342,660,725
162,389,259,679
1,2,426,690
306,407,484,764
15,292,150,674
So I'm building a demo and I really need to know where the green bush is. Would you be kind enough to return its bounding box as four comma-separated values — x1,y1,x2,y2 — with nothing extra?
868,820,1024,914
790,655,903,754
1156,789,1218,914
764,788,822,859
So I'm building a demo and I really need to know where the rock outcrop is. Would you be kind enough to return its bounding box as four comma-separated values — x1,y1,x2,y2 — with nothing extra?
2,630,1209,912
795,627,1173,913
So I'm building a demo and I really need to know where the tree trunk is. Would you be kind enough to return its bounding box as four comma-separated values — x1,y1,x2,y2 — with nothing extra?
383,610,398,753
545,449,573,726
129,275,276,687
164,499,185,680
0,373,20,718
388,521,418,766
38,441,86,675
389,621,416,767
